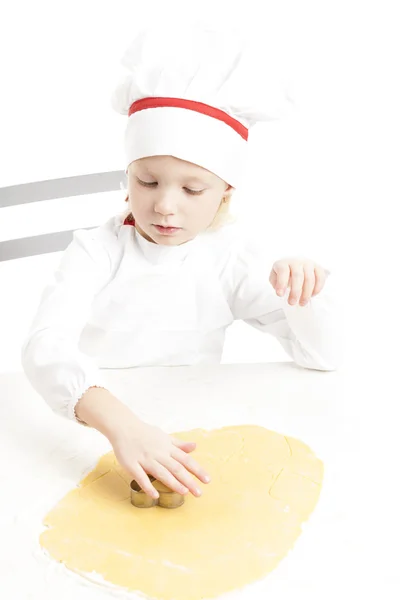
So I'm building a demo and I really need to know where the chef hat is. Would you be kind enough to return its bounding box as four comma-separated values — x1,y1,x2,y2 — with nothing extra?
111,23,293,189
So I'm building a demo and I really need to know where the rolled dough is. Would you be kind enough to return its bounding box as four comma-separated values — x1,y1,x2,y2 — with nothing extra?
40,425,323,599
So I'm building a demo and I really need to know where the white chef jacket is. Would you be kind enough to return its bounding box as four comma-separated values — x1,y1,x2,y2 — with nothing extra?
21,212,343,421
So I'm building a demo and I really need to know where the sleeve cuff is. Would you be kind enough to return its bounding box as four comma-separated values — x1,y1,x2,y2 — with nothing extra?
68,380,109,424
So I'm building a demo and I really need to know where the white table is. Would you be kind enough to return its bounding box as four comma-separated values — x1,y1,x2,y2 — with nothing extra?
0,362,397,599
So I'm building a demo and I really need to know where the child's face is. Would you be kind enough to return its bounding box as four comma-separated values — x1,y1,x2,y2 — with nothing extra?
127,156,231,245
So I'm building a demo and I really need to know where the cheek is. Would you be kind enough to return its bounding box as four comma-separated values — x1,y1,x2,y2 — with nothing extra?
201,195,223,214
186,198,219,226
129,189,150,213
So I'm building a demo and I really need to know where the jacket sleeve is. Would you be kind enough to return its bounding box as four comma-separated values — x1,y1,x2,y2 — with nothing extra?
21,227,114,421
230,241,344,371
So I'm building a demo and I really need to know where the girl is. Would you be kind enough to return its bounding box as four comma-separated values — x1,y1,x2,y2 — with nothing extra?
21,25,342,502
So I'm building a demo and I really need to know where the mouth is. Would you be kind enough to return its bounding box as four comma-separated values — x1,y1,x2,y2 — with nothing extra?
153,224,182,235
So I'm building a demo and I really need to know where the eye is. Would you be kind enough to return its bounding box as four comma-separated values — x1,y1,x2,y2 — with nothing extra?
137,177,157,187
184,187,205,195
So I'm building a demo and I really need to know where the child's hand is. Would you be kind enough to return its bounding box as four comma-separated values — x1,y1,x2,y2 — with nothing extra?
110,416,211,500
269,258,328,306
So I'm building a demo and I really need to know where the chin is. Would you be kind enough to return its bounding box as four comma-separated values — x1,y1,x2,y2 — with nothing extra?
159,232,195,247
156,235,185,246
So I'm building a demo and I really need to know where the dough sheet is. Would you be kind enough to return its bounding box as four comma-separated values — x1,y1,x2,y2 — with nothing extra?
40,425,324,599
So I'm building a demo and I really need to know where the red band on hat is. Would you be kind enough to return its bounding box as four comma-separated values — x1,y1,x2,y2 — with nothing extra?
128,97,248,141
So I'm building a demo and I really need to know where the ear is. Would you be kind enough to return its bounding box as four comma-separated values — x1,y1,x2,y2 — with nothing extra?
223,184,234,202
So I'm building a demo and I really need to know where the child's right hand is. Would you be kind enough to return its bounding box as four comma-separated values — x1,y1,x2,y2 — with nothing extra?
109,416,211,499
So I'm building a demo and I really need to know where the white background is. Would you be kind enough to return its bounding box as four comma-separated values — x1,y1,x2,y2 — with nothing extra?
1,0,399,372
0,1,399,596
1,0,399,374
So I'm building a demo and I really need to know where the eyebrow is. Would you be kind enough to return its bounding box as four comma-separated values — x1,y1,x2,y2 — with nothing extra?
137,169,210,186
183,178,210,186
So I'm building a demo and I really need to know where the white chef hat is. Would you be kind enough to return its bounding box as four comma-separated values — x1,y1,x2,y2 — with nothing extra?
111,23,293,189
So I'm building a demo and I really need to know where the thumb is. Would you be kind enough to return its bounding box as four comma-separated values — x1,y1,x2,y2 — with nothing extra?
171,437,197,453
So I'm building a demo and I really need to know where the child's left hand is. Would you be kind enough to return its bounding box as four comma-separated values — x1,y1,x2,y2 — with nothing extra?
269,258,328,306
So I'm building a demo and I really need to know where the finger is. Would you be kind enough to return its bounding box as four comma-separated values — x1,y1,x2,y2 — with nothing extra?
172,446,211,484
171,437,197,453
149,461,191,496
131,464,159,499
312,266,327,296
299,266,316,305
288,265,304,304
160,457,203,497
273,262,290,295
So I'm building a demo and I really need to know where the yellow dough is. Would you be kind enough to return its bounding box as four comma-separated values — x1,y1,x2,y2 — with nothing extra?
40,425,323,599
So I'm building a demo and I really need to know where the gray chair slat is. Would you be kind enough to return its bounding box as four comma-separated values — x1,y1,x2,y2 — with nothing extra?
0,229,96,262
0,171,126,208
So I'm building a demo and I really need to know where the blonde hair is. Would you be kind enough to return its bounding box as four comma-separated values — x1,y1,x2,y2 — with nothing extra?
123,193,235,231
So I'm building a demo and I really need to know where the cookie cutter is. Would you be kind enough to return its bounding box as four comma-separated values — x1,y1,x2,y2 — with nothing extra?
130,476,185,509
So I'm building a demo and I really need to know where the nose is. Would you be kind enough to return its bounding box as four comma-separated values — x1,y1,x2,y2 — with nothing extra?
153,190,177,216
